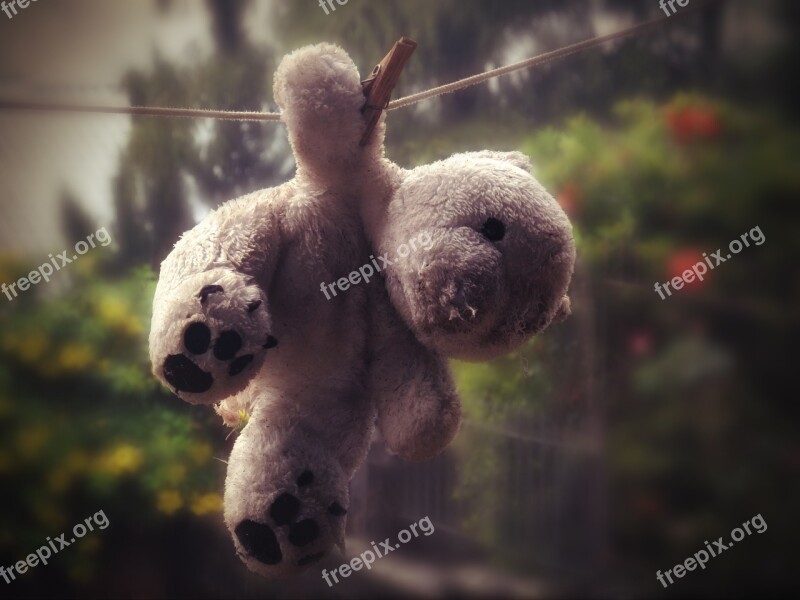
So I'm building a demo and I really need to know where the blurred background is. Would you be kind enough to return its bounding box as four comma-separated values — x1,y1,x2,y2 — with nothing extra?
0,0,798,598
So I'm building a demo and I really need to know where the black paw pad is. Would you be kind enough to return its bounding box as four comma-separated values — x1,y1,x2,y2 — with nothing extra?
183,322,211,355
247,300,262,313
269,493,300,526
296,470,314,487
199,285,224,304
163,354,213,393
214,331,243,361
328,502,347,517
297,552,324,566
229,354,254,376
289,519,319,547
234,520,282,565
263,335,279,349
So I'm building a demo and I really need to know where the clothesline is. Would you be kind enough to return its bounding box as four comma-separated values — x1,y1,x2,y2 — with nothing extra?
0,1,717,122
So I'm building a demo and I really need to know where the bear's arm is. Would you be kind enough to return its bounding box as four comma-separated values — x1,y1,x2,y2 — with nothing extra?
367,287,462,461
149,188,285,406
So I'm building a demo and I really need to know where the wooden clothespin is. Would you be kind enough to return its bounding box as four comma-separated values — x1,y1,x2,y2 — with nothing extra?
359,36,417,146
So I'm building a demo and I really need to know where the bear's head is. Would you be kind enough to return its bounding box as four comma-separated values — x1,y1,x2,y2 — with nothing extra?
378,151,575,360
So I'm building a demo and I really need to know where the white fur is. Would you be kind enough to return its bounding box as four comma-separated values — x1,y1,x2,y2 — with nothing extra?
366,153,575,360
148,43,575,577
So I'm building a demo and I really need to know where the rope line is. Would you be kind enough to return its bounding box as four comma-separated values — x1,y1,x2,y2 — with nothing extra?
0,99,281,121
387,8,697,111
0,2,717,121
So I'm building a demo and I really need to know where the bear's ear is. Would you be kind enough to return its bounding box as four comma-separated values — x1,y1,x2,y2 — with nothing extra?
462,150,532,172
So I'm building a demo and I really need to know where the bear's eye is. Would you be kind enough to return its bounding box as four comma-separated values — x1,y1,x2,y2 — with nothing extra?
480,218,506,242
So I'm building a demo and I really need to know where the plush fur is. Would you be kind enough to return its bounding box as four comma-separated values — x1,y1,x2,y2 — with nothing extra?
148,43,575,578
362,150,575,361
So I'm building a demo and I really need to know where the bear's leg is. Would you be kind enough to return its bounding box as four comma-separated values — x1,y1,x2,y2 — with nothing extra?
369,291,462,461
224,390,373,576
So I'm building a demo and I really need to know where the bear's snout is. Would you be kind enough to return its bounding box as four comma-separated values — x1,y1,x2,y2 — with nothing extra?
415,262,497,334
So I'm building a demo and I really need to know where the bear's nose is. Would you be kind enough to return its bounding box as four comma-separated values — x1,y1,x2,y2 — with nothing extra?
234,520,282,564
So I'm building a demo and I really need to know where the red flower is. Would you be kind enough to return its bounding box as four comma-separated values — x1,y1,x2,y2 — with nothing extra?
557,183,581,218
629,330,653,356
665,106,721,144
666,248,705,291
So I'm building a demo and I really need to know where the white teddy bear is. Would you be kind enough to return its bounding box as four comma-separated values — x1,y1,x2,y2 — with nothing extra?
148,43,575,577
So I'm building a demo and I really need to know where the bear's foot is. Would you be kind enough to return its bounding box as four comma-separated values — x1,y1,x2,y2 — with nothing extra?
151,269,277,404
232,467,348,572
225,423,350,577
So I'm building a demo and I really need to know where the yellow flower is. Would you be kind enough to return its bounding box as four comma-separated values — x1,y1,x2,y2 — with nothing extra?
96,296,142,336
98,444,143,475
16,425,49,459
157,489,183,515
19,332,48,363
190,492,223,516
189,442,212,465
164,463,187,485
57,344,94,371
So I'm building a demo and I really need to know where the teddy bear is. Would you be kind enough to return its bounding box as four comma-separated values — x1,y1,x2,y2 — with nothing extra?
148,42,575,577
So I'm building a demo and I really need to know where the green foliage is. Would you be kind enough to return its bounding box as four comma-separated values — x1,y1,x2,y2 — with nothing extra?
3,0,796,591
452,337,555,423
451,95,799,587
0,260,228,582
523,95,800,280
